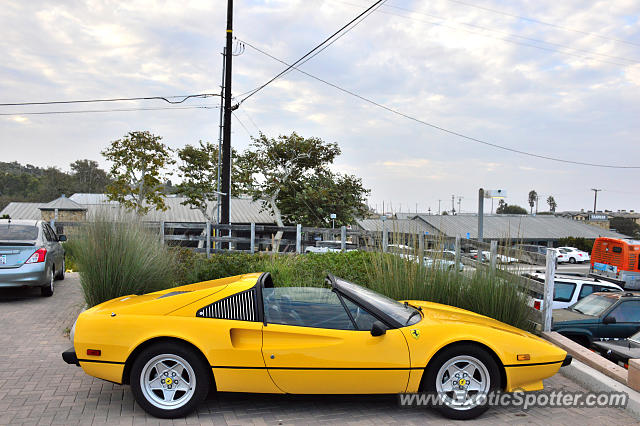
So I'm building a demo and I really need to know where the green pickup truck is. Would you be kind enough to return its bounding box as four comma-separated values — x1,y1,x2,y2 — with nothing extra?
552,291,640,347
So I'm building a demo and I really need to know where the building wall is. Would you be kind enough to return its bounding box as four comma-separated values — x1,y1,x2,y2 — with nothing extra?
40,210,87,222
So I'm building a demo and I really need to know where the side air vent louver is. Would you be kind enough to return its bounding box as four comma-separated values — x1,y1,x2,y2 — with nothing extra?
196,288,257,321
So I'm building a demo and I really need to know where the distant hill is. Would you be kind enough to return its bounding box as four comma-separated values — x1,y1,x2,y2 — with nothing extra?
0,160,110,211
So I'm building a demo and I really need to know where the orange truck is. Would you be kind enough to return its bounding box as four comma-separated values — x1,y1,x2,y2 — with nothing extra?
589,237,640,290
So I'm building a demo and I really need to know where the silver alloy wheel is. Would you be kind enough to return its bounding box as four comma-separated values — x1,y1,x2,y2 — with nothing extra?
435,355,490,411
140,354,196,410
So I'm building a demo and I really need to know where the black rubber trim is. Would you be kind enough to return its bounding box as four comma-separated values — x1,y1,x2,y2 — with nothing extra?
503,360,564,368
256,272,268,325
562,354,572,367
62,347,79,366
77,358,125,365
211,365,423,370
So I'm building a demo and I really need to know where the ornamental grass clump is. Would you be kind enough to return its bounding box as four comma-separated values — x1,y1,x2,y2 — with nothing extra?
73,215,176,307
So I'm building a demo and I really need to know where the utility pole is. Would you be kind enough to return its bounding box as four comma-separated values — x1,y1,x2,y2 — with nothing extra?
478,188,484,242
221,0,234,232
438,199,442,215
457,196,463,214
451,195,456,215
591,189,602,213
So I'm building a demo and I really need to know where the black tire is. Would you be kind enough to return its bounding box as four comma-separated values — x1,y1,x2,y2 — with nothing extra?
130,342,210,419
567,334,590,348
569,257,576,264
55,259,65,280
423,344,500,420
41,269,54,297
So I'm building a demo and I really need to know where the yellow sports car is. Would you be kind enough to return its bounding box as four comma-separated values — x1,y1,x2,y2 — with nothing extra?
63,273,571,420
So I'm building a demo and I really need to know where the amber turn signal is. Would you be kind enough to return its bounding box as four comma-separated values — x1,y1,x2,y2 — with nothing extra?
517,354,530,361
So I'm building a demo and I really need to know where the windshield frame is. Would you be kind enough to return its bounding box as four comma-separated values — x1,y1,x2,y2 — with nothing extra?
328,274,420,329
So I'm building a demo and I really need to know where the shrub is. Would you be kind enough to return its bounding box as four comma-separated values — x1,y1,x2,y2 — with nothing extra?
73,217,177,307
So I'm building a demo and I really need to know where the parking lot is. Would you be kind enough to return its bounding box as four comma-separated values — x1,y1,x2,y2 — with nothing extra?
0,274,637,425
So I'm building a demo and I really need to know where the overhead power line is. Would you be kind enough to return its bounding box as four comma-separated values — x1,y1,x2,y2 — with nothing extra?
239,38,640,170
444,0,640,48
0,105,218,116
332,0,639,66
0,93,219,107
237,0,386,104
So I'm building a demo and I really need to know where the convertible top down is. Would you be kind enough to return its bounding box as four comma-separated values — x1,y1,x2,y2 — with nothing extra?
63,272,570,420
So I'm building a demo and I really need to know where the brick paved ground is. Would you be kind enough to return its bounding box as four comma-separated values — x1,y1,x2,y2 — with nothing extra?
0,273,637,425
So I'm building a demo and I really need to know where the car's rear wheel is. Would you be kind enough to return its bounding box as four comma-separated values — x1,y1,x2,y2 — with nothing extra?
41,269,54,297
55,259,65,280
423,344,500,420
130,342,209,418
569,257,576,264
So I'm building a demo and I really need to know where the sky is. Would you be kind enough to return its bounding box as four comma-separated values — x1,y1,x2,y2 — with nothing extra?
1,0,639,215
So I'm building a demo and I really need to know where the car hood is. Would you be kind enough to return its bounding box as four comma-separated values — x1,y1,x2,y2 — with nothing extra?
552,308,597,324
405,300,535,338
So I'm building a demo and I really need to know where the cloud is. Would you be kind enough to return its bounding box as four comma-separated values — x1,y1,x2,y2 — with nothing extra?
0,0,639,213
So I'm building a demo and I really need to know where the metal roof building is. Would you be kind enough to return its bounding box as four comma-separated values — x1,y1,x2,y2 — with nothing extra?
0,194,276,224
355,218,430,235
413,214,627,241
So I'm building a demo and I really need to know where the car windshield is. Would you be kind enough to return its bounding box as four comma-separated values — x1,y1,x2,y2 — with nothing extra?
570,293,618,316
334,277,421,326
0,224,38,240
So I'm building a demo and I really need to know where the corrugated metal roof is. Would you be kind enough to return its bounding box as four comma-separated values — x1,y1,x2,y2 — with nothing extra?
69,193,115,204
414,214,627,240
1,195,275,224
0,203,42,220
39,195,86,211
356,218,430,234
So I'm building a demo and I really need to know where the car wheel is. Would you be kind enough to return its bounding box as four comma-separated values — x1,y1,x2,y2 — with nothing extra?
130,342,210,419
55,259,65,280
569,257,576,264
423,344,500,420
41,269,54,297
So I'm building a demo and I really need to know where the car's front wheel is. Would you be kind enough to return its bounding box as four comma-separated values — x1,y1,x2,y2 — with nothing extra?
569,257,576,264
130,342,210,418
423,344,500,420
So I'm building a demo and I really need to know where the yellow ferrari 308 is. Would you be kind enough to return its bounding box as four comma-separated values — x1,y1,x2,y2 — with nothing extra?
63,273,570,419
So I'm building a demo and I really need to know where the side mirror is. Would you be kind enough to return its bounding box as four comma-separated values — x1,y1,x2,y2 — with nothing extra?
603,316,616,325
58,235,67,242
370,321,387,337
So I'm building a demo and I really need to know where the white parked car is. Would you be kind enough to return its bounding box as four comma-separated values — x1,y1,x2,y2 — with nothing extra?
557,247,590,263
304,241,357,254
525,272,622,311
550,248,570,264
480,251,518,264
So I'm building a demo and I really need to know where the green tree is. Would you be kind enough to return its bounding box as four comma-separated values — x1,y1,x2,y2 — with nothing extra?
70,159,110,193
528,190,538,214
547,196,557,213
101,131,174,215
610,217,640,238
278,170,370,227
175,141,241,222
496,202,528,214
235,132,369,243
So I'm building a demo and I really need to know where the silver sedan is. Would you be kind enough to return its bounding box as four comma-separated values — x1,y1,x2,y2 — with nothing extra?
0,219,66,296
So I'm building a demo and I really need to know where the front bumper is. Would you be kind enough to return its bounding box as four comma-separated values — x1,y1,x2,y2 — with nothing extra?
62,347,80,366
562,354,572,367
0,263,47,288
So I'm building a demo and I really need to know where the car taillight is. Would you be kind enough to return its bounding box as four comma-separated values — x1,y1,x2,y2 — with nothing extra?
25,248,46,264
534,300,541,310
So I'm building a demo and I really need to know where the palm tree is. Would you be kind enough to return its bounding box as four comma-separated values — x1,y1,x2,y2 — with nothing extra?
528,190,538,214
547,196,557,213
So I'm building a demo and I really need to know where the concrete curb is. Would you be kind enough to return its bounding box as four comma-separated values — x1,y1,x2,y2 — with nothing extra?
561,359,640,420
